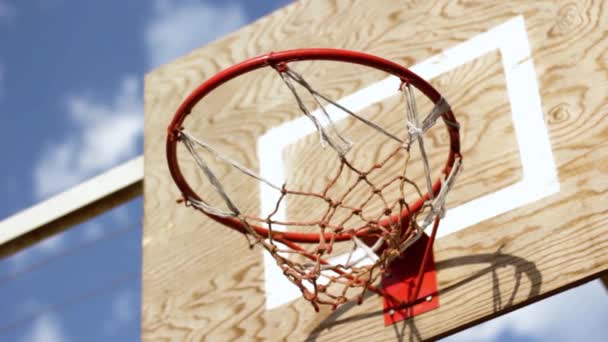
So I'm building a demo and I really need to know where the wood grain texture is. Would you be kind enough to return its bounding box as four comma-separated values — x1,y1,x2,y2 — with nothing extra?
143,0,608,341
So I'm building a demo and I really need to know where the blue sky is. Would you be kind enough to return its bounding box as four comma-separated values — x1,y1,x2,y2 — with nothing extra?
0,1,606,341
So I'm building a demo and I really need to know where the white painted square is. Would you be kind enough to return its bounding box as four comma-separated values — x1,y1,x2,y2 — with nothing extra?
258,16,559,309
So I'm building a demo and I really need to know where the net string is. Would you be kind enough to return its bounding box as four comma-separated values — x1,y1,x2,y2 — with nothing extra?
177,64,460,310
281,68,406,146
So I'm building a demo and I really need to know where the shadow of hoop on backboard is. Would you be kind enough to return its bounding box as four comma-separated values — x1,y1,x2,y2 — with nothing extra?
305,247,542,342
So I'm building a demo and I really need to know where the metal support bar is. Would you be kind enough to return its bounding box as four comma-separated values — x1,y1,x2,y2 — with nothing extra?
0,156,143,258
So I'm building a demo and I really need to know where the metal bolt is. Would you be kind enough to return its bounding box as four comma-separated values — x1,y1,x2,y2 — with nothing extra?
425,295,432,302
389,309,395,315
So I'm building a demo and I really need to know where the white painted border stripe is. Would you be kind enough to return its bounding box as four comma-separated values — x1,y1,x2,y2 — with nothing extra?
259,16,559,309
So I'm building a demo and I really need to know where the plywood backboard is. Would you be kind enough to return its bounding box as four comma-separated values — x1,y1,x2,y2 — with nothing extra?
142,0,608,340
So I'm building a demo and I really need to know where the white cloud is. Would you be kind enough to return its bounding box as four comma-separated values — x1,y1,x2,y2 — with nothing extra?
81,222,104,242
113,290,136,322
33,76,142,199
0,1,16,19
33,0,246,196
145,0,247,68
445,280,608,342
37,233,65,253
110,205,130,225
19,313,68,342
104,290,137,334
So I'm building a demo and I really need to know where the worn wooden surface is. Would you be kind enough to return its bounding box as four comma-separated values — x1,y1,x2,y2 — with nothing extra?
143,0,607,340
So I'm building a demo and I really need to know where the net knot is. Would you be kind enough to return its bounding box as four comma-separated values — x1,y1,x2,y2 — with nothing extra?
407,121,423,139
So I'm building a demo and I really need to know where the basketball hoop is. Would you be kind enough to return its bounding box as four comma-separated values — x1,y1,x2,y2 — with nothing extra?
166,48,461,323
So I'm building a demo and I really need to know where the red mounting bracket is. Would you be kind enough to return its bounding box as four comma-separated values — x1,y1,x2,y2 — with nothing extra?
381,233,439,326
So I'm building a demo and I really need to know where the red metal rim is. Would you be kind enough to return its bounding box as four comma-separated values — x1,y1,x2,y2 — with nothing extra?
166,48,461,243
